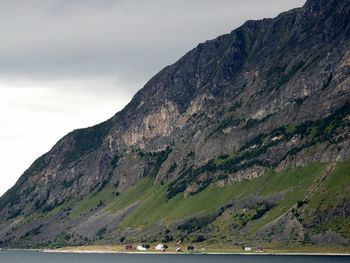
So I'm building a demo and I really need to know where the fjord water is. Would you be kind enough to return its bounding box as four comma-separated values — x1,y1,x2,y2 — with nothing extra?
0,250,349,263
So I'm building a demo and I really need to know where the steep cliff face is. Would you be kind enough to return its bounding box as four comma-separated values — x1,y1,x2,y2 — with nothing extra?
1,0,350,248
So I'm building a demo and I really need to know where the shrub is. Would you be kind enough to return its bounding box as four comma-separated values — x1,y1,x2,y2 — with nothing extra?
162,234,173,243
193,235,206,243
96,227,107,239
187,245,195,251
168,162,177,174
297,200,308,208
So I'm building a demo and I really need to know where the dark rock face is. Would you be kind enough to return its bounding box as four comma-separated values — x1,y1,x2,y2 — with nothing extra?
0,0,350,247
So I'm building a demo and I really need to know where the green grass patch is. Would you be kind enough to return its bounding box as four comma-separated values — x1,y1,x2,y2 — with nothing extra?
70,185,118,218
213,152,237,166
107,177,154,213
247,163,326,233
303,160,350,237
308,160,350,208
118,163,327,229
124,151,139,161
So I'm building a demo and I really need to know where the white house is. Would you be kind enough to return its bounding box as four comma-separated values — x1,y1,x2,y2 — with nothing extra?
244,247,252,251
137,245,147,251
155,244,165,250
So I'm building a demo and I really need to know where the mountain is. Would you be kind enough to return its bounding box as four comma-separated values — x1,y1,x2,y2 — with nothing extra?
0,0,349,249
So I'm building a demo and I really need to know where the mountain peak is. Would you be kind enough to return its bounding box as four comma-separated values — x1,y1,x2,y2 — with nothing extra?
305,0,349,11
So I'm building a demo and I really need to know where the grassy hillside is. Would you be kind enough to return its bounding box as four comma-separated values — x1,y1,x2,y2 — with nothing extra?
13,160,349,248
65,160,349,233
115,163,326,228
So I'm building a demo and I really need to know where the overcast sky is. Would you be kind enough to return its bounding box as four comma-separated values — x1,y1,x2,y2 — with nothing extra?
0,0,306,196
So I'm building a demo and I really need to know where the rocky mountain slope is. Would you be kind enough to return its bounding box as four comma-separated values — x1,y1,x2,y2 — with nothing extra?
0,0,349,248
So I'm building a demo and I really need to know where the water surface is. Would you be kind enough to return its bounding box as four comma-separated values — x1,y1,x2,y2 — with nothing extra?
0,250,349,263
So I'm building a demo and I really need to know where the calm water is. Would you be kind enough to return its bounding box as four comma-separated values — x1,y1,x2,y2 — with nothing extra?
0,250,349,263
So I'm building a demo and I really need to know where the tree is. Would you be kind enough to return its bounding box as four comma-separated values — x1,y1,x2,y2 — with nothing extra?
187,245,195,251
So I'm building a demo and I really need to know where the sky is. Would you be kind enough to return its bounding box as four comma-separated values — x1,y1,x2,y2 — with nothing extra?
0,0,306,196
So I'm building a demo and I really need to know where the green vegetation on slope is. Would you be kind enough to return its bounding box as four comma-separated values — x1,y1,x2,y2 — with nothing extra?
247,163,326,233
105,163,326,229
14,160,349,247
108,178,154,213
70,185,118,218
302,160,350,238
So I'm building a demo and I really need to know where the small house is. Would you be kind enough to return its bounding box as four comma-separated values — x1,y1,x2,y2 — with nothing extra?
137,245,147,251
244,247,252,252
176,247,182,252
155,244,165,250
125,245,135,250
256,246,264,252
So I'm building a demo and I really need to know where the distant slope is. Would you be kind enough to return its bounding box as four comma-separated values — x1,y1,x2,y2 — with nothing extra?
0,0,349,248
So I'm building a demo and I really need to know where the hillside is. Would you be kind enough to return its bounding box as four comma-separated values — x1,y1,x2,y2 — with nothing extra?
0,0,349,249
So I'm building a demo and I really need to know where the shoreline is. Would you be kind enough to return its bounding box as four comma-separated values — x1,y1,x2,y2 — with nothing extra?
45,250,350,256
1,247,350,256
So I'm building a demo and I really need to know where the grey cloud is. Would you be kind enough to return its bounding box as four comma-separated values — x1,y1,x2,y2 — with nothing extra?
0,0,306,94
